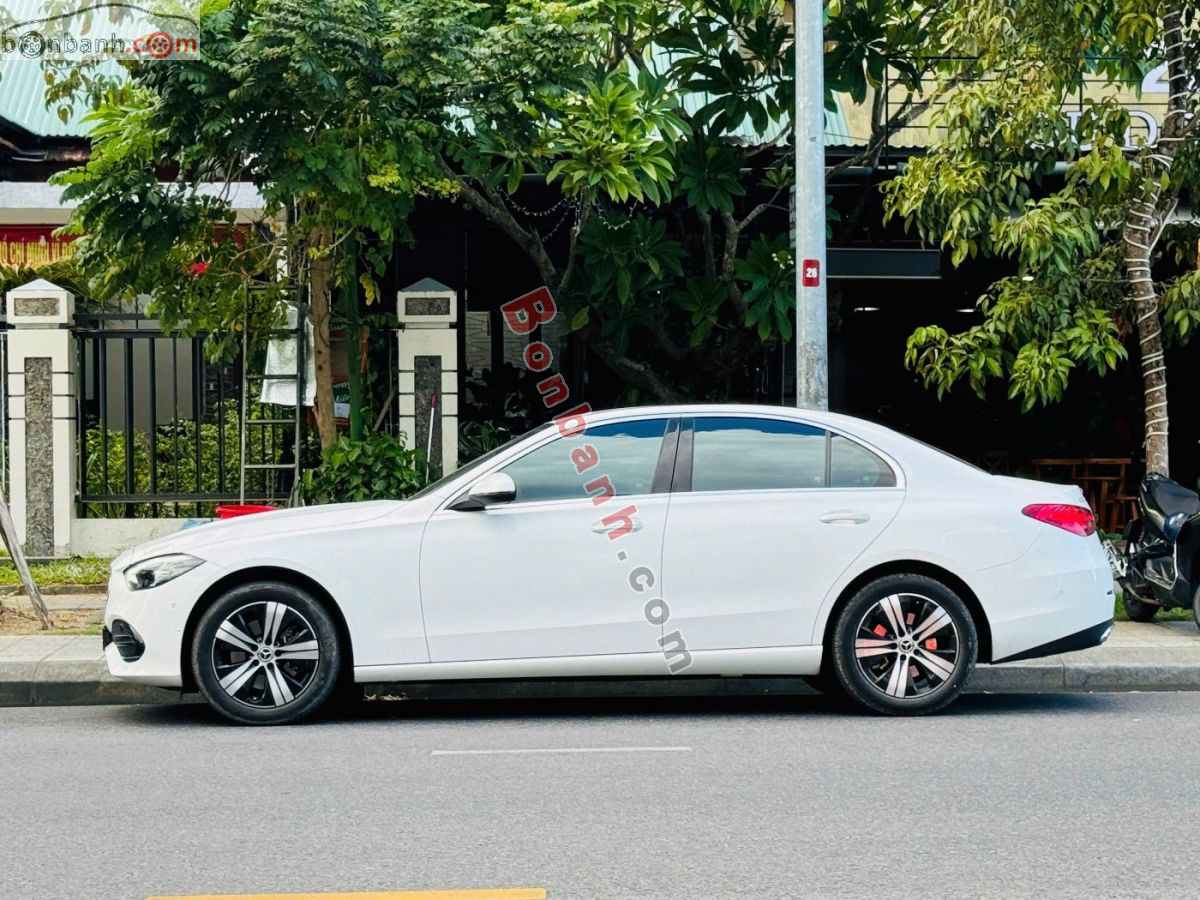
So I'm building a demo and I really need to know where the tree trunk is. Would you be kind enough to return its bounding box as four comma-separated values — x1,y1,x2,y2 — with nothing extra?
1122,8,1188,476
1126,206,1169,474
308,230,337,450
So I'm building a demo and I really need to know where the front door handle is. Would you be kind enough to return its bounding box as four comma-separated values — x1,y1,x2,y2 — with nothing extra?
819,510,871,525
592,519,643,534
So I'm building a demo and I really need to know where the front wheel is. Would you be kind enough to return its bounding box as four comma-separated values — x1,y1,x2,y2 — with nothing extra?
830,574,977,716
192,581,343,725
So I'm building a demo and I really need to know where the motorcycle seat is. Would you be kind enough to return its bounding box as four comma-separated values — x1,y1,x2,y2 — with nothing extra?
1145,476,1200,520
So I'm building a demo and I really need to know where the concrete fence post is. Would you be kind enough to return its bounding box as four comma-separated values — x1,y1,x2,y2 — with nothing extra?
4,279,76,557
396,278,459,480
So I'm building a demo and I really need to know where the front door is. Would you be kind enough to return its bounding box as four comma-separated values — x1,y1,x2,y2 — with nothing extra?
660,416,904,651
420,417,676,662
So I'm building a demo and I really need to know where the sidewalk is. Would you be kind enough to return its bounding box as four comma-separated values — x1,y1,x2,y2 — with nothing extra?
0,621,1198,707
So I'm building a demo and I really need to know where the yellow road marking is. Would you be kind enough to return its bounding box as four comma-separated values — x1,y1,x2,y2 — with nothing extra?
148,891,546,900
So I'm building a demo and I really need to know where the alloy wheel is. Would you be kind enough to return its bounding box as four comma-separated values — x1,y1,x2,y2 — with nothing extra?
210,601,321,708
853,592,960,700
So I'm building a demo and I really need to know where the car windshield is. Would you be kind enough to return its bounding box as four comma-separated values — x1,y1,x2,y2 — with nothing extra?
406,422,555,500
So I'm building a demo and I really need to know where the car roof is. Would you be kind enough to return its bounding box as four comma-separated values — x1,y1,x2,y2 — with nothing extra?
581,404,984,489
584,403,892,438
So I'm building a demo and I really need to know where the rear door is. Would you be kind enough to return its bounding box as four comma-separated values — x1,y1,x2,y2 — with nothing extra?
659,415,904,651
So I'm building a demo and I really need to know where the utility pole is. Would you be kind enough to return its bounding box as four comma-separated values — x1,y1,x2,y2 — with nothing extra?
794,0,828,410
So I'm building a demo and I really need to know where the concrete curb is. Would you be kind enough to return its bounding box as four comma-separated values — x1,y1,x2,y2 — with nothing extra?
4,658,1200,707
0,659,181,707
0,584,107,597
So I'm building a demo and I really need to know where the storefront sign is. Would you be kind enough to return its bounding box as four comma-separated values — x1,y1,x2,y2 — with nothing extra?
0,226,76,267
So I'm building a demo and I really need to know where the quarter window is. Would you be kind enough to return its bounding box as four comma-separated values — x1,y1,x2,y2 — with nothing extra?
500,418,669,503
830,434,897,487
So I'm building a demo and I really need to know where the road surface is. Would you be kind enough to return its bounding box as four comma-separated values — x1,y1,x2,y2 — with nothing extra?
1,692,1196,898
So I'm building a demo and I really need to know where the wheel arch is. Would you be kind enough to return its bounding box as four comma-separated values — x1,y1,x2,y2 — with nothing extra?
819,560,994,664
180,566,354,692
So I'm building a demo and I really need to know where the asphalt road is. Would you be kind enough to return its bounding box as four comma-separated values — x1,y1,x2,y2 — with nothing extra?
1,692,1198,899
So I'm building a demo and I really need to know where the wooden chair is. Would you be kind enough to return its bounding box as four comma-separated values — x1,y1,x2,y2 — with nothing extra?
1078,458,1132,534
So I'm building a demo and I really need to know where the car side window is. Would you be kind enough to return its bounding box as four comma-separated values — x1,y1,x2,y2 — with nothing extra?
691,417,826,491
499,418,669,503
830,434,897,487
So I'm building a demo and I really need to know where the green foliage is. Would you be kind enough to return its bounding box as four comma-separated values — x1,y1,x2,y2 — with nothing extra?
0,258,90,302
303,433,425,504
883,0,1200,415
52,0,445,362
735,234,796,341
459,420,514,463
83,408,289,517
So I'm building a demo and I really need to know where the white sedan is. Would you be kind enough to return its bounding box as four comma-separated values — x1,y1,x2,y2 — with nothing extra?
103,404,1115,723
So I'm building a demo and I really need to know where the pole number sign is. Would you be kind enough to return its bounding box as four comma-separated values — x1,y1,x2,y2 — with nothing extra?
801,259,820,287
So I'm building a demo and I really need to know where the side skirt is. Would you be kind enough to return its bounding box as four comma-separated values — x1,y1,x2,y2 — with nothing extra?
354,645,823,683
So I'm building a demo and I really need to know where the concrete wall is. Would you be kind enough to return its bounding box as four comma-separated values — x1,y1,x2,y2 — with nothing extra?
71,518,199,558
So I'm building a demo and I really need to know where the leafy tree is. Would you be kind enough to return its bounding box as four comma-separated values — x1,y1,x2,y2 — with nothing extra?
883,1,1200,474
45,0,979,422
380,0,798,401
53,0,444,448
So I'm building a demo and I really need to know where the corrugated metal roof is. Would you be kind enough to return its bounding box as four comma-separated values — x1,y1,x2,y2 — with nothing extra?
0,8,852,146
0,0,126,137
0,57,115,137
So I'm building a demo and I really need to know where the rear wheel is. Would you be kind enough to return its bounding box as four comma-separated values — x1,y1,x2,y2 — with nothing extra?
192,581,342,725
830,574,977,716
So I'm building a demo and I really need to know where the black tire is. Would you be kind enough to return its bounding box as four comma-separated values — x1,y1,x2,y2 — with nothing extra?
1193,586,1200,632
830,574,977,716
192,580,343,725
1122,591,1160,623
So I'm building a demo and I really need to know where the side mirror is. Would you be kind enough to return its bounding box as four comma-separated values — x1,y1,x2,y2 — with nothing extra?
449,472,516,511
1164,511,1189,542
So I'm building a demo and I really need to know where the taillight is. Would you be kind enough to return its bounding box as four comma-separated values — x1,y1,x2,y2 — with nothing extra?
1022,503,1096,537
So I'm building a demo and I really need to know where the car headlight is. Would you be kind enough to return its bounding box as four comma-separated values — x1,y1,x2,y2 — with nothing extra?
123,554,204,591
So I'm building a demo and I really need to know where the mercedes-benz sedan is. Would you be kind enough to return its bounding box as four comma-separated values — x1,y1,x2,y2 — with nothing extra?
104,405,1114,723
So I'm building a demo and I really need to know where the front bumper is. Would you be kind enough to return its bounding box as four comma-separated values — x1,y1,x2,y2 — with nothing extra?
102,561,220,687
992,618,1114,663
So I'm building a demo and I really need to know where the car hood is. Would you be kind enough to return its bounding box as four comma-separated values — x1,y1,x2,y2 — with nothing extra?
114,500,405,568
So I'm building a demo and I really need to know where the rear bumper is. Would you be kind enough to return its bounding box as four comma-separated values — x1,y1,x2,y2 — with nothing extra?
992,618,1114,663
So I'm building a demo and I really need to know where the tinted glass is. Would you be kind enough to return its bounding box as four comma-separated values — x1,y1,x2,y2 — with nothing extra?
501,419,669,503
830,434,897,487
691,417,826,491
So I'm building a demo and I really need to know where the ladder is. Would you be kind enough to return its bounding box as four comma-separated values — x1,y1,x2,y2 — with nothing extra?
239,291,308,506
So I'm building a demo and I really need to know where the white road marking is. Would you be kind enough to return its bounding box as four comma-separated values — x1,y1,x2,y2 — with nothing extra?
432,745,692,756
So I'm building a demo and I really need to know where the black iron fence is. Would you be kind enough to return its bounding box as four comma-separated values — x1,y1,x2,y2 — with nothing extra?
76,320,301,517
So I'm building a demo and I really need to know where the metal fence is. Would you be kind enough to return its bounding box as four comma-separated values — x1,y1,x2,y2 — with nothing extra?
75,318,301,517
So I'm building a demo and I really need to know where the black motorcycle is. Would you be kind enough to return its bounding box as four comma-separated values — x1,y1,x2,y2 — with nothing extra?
1110,472,1200,626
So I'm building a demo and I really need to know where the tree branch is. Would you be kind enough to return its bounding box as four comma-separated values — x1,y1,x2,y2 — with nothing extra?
589,338,683,402
438,155,559,286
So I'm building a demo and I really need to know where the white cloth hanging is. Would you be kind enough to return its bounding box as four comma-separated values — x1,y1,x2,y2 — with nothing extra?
260,303,316,407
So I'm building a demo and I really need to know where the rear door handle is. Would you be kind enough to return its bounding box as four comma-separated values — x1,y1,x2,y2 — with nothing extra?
819,510,871,525
592,519,643,534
